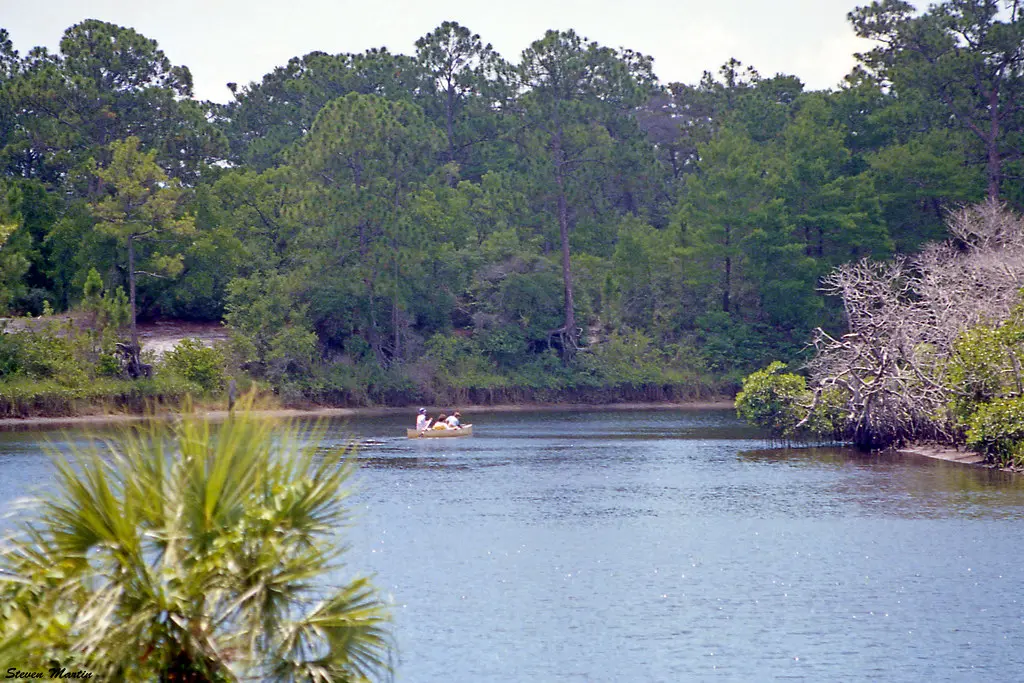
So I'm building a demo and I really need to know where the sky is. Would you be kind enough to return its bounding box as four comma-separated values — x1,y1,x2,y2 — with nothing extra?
0,0,912,103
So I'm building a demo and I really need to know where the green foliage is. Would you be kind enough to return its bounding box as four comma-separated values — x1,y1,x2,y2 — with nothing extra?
0,374,196,417
505,349,576,391
609,216,677,333
867,128,985,251
735,361,810,437
5,14,1023,410
692,312,805,384
966,397,1024,467
578,330,699,388
287,92,445,363
0,329,88,387
800,386,850,440
476,325,528,366
518,29,658,351
0,186,30,314
222,48,428,169
0,315,209,415
947,327,1010,422
495,269,564,342
425,333,506,390
81,266,102,300
675,127,783,317
155,208,245,320
224,273,318,383
935,308,1024,462
76,267,131,373
0,405,392,680
944,309,1024,424
415,21,514,173
850,0,1024,199
91,137,194,247
161,338,226,392
81,267,130,333
90,136,195,351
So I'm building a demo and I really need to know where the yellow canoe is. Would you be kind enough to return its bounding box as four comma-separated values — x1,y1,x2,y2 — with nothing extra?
406,424,473,438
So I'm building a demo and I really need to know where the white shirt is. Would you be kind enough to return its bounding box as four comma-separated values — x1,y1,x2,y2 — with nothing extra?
416,414,429,430
445,415,461,428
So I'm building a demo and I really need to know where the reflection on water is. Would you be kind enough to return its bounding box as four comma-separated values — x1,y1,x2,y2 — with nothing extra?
2,408,1023,682
737,446,1024,520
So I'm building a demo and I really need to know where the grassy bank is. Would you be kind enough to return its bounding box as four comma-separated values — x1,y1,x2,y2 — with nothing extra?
292,379,728,409
0,375,732,421
0,399,738,433
0,376,197,418
1,316,737,420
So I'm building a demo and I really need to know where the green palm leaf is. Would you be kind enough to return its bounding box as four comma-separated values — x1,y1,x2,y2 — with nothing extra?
0,398,392,682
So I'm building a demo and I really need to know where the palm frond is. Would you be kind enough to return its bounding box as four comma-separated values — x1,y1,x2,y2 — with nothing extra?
0,399,391,682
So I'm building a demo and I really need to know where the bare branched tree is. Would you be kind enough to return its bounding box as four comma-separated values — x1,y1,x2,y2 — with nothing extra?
800,200,1024,449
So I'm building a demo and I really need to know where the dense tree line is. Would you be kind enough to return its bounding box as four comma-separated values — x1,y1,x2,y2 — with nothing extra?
0,1,1021,406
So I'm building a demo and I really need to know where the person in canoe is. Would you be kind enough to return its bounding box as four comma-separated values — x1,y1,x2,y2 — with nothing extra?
433,414,450,430
416,408,433,432
445,411,463,429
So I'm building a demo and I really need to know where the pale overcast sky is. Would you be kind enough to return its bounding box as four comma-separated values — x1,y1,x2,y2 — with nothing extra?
1,0,922,103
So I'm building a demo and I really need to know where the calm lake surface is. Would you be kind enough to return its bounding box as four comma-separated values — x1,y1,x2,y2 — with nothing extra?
2,408,1024,682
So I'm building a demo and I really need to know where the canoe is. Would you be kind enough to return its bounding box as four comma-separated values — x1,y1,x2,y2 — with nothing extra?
406,424,473,439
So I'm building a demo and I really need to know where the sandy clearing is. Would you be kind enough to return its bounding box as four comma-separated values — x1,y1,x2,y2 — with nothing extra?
1,316,229,358
897,443,987,466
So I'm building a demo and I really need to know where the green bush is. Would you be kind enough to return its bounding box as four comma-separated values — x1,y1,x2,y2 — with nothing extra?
81,267,130,334
801,386,849,440
506,350,572,391
96,350,122,377
425,333,506,390
0,329,89,386
693,312,807,387
965,397,1024,467
0,375,195,417
945,316,1024,424
735,361,811,438
224,273,319,382
162,338,226,393
577,330,665,387
476,325,528,367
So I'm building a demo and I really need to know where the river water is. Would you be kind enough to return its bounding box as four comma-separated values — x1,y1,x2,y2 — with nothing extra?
1,408,1023,682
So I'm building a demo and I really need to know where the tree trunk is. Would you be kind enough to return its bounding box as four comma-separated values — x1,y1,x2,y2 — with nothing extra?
723,223,731,314
367,278,383,366
128,234,138,351
392,254,401,362
553,129,577,351
446,80,457,165
986,88,1001,200
356,217,382,363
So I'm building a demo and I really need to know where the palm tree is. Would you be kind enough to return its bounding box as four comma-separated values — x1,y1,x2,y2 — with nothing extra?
0,404,392,682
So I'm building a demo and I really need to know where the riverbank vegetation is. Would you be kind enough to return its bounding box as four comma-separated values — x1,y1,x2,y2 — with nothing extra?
0,1,1022,413
0,404,392,680
738,202,1024,468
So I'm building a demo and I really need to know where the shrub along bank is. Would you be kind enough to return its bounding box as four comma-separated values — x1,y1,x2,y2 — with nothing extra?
0,320,737,418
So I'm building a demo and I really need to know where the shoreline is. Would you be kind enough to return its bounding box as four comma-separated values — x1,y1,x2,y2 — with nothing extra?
897,443,986,466
0,399,737,432
896,443,1022,473
5,404,1013,473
